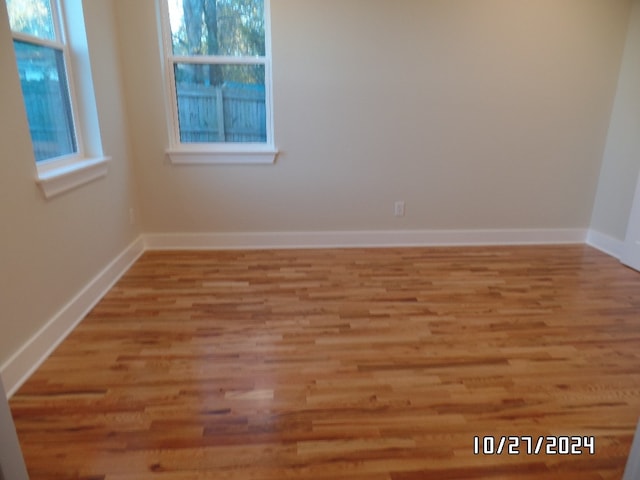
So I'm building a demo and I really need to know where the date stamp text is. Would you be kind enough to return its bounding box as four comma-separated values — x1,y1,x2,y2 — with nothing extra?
473,435,595,455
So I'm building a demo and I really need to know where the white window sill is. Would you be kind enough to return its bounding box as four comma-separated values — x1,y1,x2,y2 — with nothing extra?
166,146,278,165
36,156,111,199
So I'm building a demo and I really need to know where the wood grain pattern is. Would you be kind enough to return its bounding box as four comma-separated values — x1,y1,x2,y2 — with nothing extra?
9,245,640,479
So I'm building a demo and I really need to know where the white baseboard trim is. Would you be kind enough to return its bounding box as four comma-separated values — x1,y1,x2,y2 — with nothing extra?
144,228,587,250
1,236,145,398
586,229,624,259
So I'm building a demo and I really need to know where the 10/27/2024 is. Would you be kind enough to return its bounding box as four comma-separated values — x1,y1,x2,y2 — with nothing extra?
474,435,595,456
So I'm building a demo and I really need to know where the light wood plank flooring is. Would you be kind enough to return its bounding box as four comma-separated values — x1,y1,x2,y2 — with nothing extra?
9,245,640,479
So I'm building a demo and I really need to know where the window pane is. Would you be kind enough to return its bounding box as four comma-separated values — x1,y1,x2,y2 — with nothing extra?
174,63,266,143
14,40,77,162
168,0,265,57
6,0,55,40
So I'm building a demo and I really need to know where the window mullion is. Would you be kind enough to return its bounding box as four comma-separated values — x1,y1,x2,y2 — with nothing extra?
49,0,65,43
60,42,82,156
11,31,64,50
167,58,181,147
169,55,266,66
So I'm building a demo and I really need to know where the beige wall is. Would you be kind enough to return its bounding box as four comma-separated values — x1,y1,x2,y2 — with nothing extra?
117,0,630,233
590,0,640,241
0,1,139,370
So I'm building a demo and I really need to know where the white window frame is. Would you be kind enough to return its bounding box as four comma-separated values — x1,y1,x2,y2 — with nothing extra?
7,0,110,198
158,0,277,165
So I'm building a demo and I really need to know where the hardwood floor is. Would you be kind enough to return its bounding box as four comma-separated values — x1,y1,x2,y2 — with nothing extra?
9,245,640,479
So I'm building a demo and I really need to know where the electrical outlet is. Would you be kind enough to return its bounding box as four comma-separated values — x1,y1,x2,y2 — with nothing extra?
394,201,405,217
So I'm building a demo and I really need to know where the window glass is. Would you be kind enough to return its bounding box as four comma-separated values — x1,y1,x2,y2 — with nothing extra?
174,63,266,143
167,0,265,57
6,0,55,41
13,40,77,162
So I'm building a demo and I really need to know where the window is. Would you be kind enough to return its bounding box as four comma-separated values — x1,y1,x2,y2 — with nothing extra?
160,0,277,164
8,0,78,163
6,0,109,198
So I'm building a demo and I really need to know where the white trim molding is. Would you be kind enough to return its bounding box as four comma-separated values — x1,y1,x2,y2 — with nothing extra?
586,229,624,259
37,156,111,199
144,228,587,251
166,147,278,165
0,236,144,398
